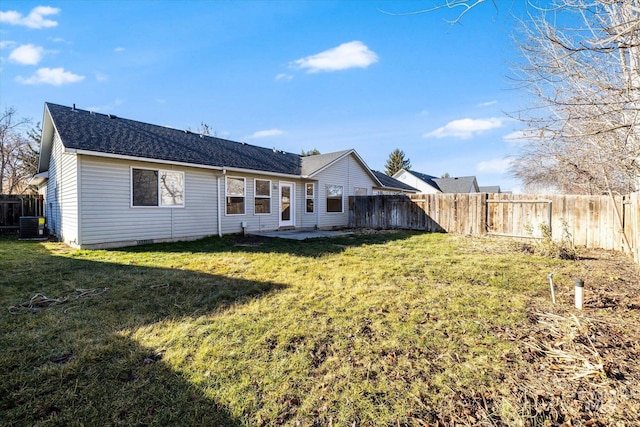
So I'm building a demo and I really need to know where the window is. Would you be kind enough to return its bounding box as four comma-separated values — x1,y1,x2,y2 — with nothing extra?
305,183,315,213
254,179,271,214
226,176,245,215
160,171,184,206
354,187,368,196
326,184,343,213
132,168,184,207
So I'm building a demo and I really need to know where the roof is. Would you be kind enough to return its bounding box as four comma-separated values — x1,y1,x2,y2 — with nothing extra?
40,103,390,188
432,176,479,193
393,169,440,191
300,150,352,176
479,185,501,193
44,102,301,176
371,171,419,192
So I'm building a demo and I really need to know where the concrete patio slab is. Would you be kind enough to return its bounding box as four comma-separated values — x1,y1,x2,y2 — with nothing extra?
250,229,353,240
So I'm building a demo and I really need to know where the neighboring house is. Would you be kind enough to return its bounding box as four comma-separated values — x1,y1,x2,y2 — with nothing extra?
479,185,502,194
31,103,397,249
433,176,479,194
370,170,419,195
392,169,441,194
392,169,479,194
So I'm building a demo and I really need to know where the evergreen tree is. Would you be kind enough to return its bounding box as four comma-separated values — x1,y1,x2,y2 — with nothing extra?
384,148,411,176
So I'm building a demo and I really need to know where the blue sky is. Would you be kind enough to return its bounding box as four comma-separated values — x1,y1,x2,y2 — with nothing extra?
1,1,532,192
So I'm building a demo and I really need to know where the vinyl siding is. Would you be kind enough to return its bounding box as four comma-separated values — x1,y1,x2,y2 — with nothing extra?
220,174,306,234
45,132,79,245
78,156,218,247
314,154,378,229
299,181,319,229
395,171,440,194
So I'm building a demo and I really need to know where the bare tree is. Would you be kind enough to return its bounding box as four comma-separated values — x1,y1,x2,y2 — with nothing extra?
379,0,499,24
510,0,640,195
0,107,36,194
301,148,321,156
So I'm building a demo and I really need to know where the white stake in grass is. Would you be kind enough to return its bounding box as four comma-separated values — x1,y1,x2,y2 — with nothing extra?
575,279,584,310
548,273,556,304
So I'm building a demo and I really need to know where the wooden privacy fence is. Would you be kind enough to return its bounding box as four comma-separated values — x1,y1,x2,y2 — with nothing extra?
0,194,44,230
348,192,640,263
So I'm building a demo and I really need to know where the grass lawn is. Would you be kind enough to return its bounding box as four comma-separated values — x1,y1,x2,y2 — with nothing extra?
1,231,638,426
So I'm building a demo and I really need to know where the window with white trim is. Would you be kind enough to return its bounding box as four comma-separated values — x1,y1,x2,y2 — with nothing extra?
305,183,315,213
254,179,271,214
226,176,245,215
326,184,343,213
132,168,184,207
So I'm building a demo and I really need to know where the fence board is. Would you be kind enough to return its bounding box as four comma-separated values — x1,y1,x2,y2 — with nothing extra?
349,192,639,263
0,195,44,230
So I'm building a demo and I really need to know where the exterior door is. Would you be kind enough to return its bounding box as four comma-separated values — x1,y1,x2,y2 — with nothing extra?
279,182,295,228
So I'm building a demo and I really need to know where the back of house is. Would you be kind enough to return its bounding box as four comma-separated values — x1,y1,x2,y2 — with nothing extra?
32,102,397,248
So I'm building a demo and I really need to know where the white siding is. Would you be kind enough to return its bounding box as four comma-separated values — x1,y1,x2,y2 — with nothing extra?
394,171,440,194
79,157,218,247
220,173,307,234
299,181,319,229
45,133,79,245
314,154,378,229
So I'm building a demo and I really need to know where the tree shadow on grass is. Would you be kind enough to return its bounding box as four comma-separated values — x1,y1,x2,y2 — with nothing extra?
116,229,425,258
0,240,288,426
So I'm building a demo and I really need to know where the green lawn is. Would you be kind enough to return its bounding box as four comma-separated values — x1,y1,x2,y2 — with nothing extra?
0,232,583,426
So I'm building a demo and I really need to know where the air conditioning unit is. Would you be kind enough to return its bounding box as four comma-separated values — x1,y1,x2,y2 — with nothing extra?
19,216,46,239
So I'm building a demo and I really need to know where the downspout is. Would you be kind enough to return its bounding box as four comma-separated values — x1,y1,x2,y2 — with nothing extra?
216,168,226,237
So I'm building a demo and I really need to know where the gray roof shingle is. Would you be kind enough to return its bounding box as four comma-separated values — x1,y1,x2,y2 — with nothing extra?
46,102,301,175
300,150,352,176
479,185,501,193
432,176,478,193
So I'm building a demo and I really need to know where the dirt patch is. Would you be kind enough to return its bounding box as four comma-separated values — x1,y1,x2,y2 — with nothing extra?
445,246,640,426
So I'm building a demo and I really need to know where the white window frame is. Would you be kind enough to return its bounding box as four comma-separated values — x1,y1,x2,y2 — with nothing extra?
254,178,271,215
131,167,185,208
225,176,246,215
326,184,344,214
305,182,315,214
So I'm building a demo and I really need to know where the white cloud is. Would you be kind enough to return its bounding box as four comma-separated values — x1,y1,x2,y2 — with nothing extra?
87,99,124,113
50,37,70,44
249,129,285,139
275,73,293,81
477,158,513,173
114,47,125,52
95,72,108,82
423,117,506,139
0,41,16,49
477,100,498,107
0,6,60,29
503,129,545,146
291,41,378,73
9,44,44,65
17,67,84,86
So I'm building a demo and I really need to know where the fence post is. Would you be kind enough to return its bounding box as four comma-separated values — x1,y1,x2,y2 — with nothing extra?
480,193,488,235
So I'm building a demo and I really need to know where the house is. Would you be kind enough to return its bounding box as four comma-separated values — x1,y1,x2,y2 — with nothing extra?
392,169,479,194
433,176,479,193
370,171,419,195
478,185,502,194
391,169,441,194
31,102,399,249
